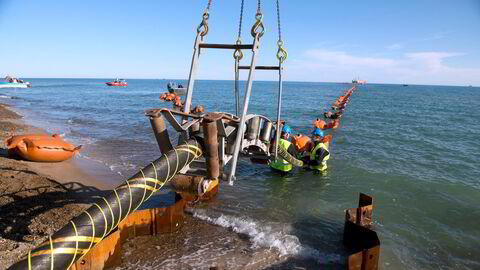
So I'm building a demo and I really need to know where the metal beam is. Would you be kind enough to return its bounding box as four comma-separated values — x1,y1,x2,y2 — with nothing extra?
183,33,202,115
227,36,260,185
200,43,254,50
238,65,280,70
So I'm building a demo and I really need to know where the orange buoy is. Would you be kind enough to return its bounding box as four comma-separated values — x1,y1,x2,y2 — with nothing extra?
5,134,61,156
292,135,311,152
313,119,326,129
5,134,60,150
7,135,81,162
165,93,176,101
323,134,333,143
324,119,340,130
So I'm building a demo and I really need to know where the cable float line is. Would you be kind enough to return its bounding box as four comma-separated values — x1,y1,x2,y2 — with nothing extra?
9,140,202,270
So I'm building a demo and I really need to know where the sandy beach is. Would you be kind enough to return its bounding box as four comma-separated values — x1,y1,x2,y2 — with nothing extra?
0,103,115,268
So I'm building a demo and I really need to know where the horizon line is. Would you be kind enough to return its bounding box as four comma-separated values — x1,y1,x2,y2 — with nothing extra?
16,77,477,87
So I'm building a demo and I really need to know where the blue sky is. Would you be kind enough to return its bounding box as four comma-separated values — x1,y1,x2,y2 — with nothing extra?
0,0,479,85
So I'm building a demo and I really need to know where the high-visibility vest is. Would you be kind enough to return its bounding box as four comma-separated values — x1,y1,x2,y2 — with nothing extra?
309,142,330,171
270,139,293,172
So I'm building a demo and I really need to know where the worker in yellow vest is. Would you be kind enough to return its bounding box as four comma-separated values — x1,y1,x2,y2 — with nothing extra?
269,125,298,174
308,128,330,172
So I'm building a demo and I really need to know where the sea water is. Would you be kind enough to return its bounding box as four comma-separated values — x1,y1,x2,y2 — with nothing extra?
2,79,479,269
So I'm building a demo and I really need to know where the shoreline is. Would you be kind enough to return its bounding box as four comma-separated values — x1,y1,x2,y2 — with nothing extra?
0,104,109,269
0,103,119,190
0,103,292,269
0,103,120,268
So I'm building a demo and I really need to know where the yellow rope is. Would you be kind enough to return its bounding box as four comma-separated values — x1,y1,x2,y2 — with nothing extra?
49,235,54,270
113,189,122,227
66,221,79,270
145,162,158,200
93,203,108,238
31,248,88,257
117,184,156,191
185,141,190,168
102,197,115,233
172,147,179,181
164,154,171,186
28,250,31,270
84,210,96,251
125,180,133,216
49,236,101,244
134,169,148,212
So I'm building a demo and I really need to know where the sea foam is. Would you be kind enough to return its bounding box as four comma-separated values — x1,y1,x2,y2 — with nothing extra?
192,210,341,264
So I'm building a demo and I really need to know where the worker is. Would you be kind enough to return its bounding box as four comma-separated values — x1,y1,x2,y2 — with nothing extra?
269,125,298,174
308,128,330,173
292,134,312,164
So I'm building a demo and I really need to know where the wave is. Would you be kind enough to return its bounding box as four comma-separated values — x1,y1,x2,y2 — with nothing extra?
192,210,341,264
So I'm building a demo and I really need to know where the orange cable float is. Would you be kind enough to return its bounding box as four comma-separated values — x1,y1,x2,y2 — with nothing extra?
314,119,326,129
292,134,312,152
5,134,81,162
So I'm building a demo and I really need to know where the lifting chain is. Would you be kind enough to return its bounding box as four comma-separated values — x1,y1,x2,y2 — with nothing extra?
234,0,245,60
251,0,265,39
197,0,213,37
276,0,287,63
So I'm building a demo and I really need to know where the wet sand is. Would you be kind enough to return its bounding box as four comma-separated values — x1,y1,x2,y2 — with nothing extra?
0,104,113,268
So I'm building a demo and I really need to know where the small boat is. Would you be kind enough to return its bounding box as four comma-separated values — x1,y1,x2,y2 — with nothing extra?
403,84,409,87
0,76,31,88
106,79,128,86
167,81,186,95
352,79,367,84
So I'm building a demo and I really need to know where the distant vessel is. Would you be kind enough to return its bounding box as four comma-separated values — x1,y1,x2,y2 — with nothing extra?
0,75,31,88
352,79,367,84
167,81,186,95
106,79,128,86
403,84,409,87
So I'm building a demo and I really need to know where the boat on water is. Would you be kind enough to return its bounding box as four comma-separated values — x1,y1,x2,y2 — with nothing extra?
0,76,31,88
106,79,128,86
167,81,186,95
352,79,367,84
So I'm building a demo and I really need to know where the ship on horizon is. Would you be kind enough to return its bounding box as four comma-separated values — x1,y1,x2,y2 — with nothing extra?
352,79,367,84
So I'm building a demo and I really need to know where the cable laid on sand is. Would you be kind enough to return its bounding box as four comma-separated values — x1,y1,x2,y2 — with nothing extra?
8,140,202,270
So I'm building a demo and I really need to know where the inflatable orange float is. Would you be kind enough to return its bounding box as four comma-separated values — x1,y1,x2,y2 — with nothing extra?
5,134,60,149
5,134,81,162
323,134,333,143
324,119,340,130
313,119,326,129
292,135,311,152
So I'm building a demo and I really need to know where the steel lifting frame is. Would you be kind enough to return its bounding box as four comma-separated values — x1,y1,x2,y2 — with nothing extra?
181,31,262,185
